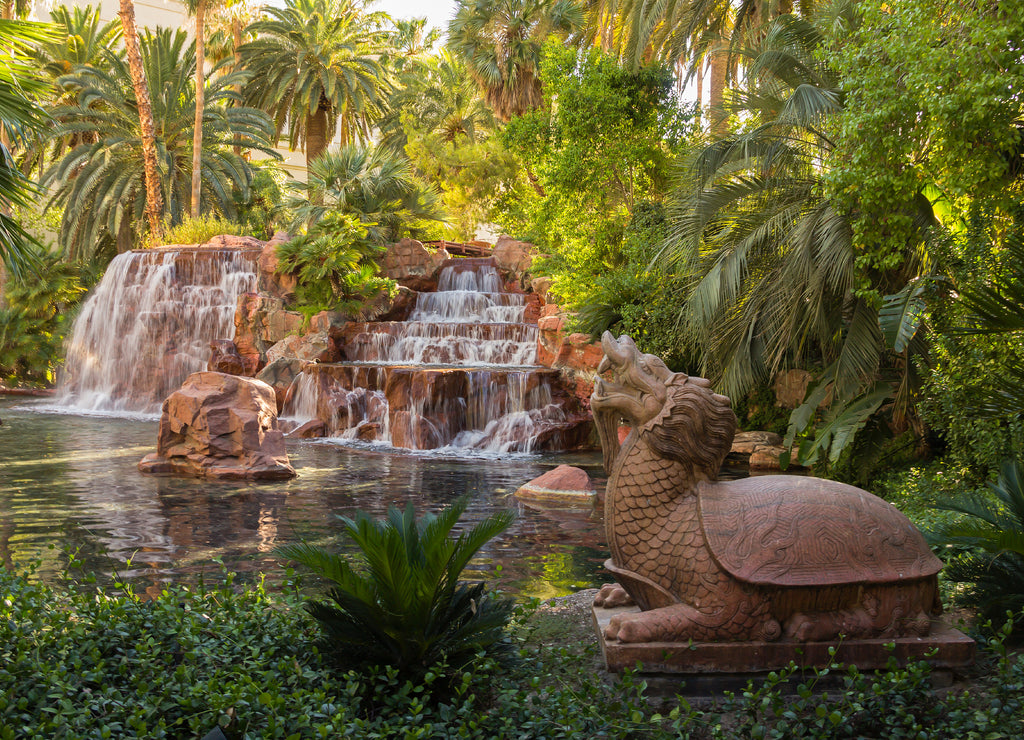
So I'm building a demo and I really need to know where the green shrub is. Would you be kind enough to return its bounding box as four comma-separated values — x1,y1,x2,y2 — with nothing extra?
277,499,516,683
275,212,396,317
3,562,1024,739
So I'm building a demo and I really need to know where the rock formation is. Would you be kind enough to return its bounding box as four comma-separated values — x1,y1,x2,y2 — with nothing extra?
138,371,296,480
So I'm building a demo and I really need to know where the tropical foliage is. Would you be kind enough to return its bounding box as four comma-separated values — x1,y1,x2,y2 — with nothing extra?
0,247,86,385
277,499,516,681
40,28,276,260
448,0,582,121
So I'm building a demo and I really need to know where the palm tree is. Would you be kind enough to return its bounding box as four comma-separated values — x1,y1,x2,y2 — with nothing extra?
447,0,582,121
116,0,164,238
41,28,277,261
239,0,392,169
377,48,496,157
0,18,52,280
287,144,443,244
656,11,933,465
21,5,123,174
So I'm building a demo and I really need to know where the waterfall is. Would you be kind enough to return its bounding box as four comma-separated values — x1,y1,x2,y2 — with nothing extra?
281,259,582,453
57,248,257,414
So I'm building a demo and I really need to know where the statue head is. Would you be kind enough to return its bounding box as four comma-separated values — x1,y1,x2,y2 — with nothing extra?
591,332,736,477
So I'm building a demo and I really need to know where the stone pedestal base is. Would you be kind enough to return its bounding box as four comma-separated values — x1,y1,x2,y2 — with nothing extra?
593,604,975,690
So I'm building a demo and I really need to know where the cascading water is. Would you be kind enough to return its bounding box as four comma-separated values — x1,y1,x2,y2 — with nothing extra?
282,258,585,452
57,248,258,414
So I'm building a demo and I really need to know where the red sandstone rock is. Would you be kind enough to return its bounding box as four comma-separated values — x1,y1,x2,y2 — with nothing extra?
492,235,534,276
138,371,296,480
523,293,542,324
530,276,553,300
288,419,327,439
772,369,814,409
266,332,339,365
208,340,246,376
730,431,783,455
515,464,596,505
749,444,788,470
257,232,298,301
380,238,449,291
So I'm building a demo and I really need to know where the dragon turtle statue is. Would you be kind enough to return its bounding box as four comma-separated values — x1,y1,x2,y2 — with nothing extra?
591,333,942,644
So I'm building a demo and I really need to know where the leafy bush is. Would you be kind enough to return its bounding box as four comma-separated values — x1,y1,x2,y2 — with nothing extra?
708,625,1024,740
3,561,1024,739
275,212,396,317
277,499,516,683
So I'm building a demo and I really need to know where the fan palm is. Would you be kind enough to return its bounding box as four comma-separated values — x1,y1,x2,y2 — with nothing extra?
239,0,391,169
0,18,53,279
287,144,443,244
378,48,496,157
40,28,277,261
277,498,516,680
447,0,583,121
657,12,933,464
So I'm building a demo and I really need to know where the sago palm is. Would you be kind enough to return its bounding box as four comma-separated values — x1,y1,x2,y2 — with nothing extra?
277,498,516,680
929,459,1024,624
41,28,277,261
287,144,443,244
239,0,391,168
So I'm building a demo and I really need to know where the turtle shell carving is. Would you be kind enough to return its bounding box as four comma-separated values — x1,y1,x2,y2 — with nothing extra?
590,331,944,645
698,477,942,588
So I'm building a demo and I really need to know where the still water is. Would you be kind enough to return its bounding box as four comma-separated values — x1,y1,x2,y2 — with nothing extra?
0,398,608,599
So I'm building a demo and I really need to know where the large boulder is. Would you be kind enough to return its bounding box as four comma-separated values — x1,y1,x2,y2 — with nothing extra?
256,357,305,412
256,231,298,301
138,372,296,480
233,293,304,374
265,332,339,365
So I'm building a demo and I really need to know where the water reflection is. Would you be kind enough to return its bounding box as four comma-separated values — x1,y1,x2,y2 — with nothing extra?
0,399,608,597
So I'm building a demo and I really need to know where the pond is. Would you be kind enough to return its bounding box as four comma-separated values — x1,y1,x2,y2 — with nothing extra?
0,397,609,600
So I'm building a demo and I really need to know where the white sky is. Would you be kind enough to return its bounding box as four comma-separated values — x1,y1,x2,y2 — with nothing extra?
371,0,457,36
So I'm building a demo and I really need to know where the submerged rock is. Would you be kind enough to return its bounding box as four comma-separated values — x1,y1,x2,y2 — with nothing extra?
515,465,596,506
139,371,296,480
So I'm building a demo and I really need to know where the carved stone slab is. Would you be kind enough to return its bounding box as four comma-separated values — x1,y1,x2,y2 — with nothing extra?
698,477,942,588
593,604,975,675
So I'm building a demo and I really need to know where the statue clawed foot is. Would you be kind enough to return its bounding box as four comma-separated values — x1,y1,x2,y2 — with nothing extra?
594,583,634,608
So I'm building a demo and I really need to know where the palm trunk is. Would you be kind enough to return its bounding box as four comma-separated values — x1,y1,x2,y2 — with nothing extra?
190,0,206,217
118,0,164,240
232,16,243,156
708,42,728,136
306,106,329,168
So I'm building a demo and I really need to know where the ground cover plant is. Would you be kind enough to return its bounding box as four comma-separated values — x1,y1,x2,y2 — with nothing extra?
3,560,1024,740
